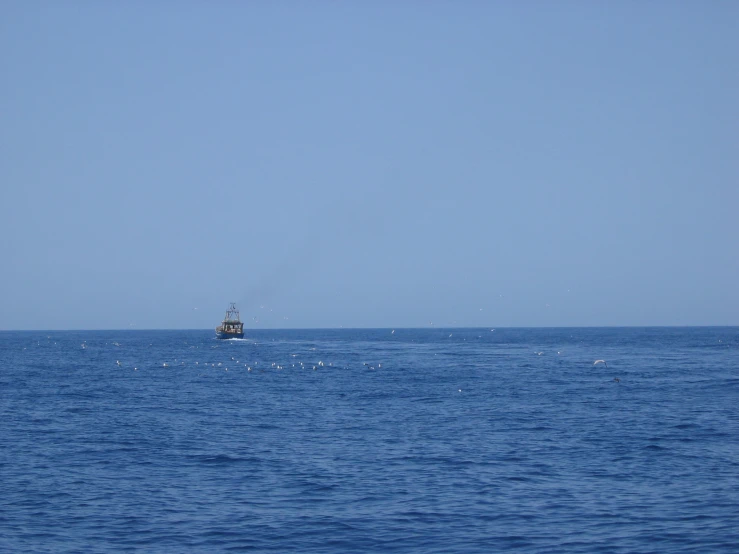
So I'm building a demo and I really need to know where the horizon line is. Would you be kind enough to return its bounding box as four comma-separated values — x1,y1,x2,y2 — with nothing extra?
1,324,737,332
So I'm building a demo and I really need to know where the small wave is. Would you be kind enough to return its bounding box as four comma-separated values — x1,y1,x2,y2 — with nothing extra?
191,454,260,465
643,444,670,452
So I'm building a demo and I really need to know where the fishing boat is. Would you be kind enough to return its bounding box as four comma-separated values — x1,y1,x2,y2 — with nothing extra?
215,303,244,339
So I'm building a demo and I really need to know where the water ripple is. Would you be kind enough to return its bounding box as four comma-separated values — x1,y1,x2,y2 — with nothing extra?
1,327,738,552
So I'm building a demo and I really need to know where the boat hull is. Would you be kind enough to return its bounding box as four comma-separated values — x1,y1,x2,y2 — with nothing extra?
216,331,244,339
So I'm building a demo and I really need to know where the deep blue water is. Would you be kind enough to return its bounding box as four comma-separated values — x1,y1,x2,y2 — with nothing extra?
1,327,738,553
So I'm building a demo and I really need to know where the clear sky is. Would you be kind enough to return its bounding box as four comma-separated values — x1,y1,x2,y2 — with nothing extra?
1,2,737,330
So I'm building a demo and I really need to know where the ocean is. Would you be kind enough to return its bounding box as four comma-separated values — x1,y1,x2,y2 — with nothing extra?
1,327,738,552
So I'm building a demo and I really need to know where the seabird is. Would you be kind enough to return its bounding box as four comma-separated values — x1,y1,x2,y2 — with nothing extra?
594,360,608,368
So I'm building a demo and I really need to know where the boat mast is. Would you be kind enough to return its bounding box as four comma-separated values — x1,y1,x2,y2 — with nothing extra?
225,302,240,322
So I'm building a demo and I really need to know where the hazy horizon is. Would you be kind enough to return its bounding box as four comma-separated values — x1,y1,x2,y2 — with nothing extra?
2,3,737,330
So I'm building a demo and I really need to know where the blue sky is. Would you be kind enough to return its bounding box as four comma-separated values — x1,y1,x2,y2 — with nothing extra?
1,2,737,329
